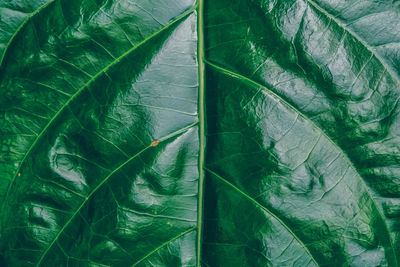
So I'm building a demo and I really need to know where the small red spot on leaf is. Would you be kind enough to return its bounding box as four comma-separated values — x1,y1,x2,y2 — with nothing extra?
18,173,21,177
150,140,160,147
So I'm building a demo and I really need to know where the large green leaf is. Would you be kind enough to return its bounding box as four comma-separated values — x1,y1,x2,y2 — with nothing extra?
1,0,400,266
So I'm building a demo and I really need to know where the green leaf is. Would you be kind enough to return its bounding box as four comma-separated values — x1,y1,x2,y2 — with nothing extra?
1,0,400,266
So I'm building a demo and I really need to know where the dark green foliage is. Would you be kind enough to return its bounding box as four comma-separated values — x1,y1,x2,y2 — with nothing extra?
1,0,400,266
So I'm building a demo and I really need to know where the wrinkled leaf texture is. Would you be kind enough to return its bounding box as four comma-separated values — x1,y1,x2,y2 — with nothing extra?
1,0,400,266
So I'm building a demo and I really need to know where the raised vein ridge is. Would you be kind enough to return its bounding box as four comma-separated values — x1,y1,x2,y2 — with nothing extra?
206,168,319,266
0,5,197,218
131,227,196,267
196,0,206,266
36,122,198,266
205,59,398,265
0,0,56,68
304,0,400,87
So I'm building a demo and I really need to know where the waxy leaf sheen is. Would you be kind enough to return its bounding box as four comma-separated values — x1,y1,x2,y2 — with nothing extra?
1,0,400,266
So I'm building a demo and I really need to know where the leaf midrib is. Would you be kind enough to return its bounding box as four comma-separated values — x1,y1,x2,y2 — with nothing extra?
0,5,197,220
3,0,397,265
205,59,398,265
196,0,206,266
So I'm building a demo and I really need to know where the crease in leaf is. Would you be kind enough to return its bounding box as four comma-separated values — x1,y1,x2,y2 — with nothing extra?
204,60,397,265
0,4,197,217
0,0,56,67
36,122,198,266
205,167,319,266
1,0,400,266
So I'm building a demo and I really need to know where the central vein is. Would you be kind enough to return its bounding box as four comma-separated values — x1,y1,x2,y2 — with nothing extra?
196,0,206,265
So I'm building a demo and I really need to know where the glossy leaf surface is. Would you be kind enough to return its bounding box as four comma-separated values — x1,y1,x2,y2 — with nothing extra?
1,0,400,266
